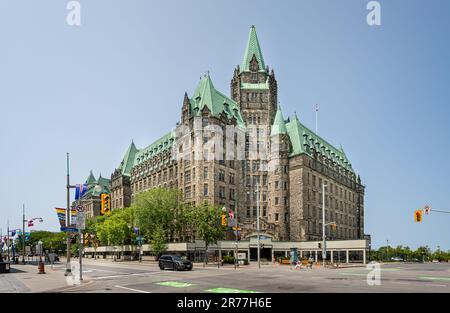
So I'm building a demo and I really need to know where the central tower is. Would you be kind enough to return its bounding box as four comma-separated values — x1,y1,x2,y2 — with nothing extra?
231,26,284,239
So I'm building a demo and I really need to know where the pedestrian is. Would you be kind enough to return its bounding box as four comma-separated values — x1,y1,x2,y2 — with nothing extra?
308,256,314,269
294,260,302,270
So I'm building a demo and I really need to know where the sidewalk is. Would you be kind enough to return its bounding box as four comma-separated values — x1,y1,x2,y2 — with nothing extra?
2,262,85,293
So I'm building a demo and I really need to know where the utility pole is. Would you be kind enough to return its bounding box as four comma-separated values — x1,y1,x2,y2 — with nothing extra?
234,196,238,270
256,182,260,269
22,204,25,264
65,153,72,276
322,183,327,267
7,220,10,261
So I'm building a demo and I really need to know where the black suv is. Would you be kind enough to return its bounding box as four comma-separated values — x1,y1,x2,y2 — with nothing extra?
158,255,193,271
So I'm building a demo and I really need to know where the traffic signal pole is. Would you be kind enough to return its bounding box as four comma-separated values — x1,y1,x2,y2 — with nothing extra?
65,153,71,276
322,184,326,267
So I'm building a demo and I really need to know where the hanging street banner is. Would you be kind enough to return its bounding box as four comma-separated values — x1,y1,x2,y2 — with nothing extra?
55,208,78,230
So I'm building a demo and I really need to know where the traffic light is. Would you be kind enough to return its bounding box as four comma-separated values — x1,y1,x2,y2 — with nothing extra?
221,214,227,226
414,210,423,222
101,194,111,215
318,243,322,249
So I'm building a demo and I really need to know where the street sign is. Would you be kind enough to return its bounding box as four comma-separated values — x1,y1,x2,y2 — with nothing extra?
76,205,84,212
61,227,79,233
424,205,431,215
76,212,85,230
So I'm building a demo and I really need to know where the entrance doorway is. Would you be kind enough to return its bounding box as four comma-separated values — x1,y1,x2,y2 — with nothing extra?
250,247,272,262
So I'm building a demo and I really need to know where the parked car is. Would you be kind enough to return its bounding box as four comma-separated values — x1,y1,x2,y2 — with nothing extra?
158,255,193,271
391,257,403,262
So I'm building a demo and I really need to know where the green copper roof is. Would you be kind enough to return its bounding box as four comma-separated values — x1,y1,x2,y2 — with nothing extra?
271,106,287,136
118,141,139,176
190,73,245,127
134,131,175,166
241,25,266,73
85,170,96,185
82,171,110,199
286,115,354,172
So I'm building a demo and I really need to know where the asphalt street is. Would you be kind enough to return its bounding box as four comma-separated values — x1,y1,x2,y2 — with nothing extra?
46,260,450,293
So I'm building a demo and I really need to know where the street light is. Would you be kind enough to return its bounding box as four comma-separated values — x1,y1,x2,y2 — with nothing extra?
247,183,261,269
322,183,327,267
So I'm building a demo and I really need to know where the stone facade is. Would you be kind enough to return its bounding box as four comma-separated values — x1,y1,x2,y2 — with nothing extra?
108,26,365,242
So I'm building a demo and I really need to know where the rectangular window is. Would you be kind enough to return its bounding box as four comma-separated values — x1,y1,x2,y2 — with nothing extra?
275,213,279,222
203,167,208,179
203,184,208,196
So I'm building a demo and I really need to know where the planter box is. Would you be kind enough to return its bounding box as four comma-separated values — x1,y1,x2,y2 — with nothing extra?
280,259,291,265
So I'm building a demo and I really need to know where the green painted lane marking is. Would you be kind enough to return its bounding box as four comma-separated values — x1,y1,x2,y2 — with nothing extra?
418,276,450,281
156,281,195,288
206,288,260,293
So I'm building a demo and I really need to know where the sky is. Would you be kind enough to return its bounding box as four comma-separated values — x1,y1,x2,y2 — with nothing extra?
0,0,449,250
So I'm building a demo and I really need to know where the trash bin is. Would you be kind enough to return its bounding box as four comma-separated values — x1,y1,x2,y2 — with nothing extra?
0,262,11,273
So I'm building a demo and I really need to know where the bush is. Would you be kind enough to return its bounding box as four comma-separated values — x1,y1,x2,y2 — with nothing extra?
222,255,235,264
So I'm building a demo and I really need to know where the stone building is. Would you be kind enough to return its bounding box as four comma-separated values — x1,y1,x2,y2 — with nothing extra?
109,26,365,242
76,171,111,219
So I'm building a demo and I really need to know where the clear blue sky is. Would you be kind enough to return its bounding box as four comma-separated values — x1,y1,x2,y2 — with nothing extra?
1,0,449,250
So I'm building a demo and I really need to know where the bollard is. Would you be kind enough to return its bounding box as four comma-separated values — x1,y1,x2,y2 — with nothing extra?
38,260,46,274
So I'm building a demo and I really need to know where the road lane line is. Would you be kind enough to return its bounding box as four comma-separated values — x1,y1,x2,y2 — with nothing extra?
114,285,151,293
94,271,164,280
427,284,447,287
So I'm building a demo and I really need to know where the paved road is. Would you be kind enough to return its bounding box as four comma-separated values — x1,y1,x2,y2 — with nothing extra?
48,260,450,293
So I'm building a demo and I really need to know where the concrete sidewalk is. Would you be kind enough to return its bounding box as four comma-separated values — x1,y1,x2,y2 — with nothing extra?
1,262,88,293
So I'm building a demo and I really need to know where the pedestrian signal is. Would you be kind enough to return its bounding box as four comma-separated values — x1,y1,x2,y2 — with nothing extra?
101,194,111,215
414,210,423,222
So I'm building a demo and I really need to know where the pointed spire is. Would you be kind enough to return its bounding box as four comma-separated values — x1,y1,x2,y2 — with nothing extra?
241,25,265,73
271,106,287,136
119,140,139,175
86,170,96,185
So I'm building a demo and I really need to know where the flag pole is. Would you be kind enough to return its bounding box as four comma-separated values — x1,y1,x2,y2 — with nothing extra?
315,104,319,134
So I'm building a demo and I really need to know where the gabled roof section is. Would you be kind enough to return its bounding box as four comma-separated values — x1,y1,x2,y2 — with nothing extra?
118,141,139,176
241,25,266,73
190,73,245,127
134,131,175,166
286,115,355,173
85,170,96,185
271,106,287,136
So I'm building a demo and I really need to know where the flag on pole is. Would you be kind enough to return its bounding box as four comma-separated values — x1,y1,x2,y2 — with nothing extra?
75,184,88,200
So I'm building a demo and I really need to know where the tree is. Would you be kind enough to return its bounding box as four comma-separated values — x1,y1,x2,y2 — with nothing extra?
134,188,182,241
192,202,225,267
150,225,167,259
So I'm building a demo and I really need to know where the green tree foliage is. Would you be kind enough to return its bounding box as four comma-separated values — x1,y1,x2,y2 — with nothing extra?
134,188,183,241
370,245,450,262
150,225,167,258
192,202,225,265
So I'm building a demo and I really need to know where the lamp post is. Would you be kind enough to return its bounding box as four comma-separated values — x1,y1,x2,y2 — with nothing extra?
256,183,260,269
322,183,326,267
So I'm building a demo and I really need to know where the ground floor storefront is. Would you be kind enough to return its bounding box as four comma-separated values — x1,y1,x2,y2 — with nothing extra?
84,238,370,264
